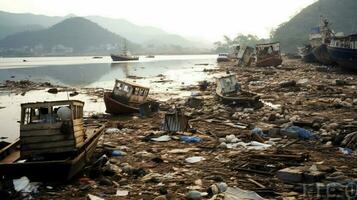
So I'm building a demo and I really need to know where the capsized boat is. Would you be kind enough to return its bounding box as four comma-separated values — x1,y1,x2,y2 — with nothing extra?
255,42,282,67
0,100,105,181
215,74,263,108
327,34,357,71
104,79,158,114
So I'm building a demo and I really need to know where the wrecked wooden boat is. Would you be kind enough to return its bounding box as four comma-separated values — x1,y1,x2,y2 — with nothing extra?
311,18,335,65
255,42,282,67
327,34,357,71
104,79,150,114
217,53,230,62
0,100,105,181
237,46,255,66
215,74,263,108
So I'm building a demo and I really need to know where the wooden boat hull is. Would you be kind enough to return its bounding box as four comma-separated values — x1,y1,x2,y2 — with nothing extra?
256,56,282,67
216,91,263,108
0,125,104,181
104,92,139,114
312,44,335,65
217,57,230,62
327,46,357,71
111,54,139,61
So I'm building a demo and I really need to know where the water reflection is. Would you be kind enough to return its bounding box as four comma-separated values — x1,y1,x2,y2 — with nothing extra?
0,55,217,89
0,55,218,142
110,62,131,77
0,63,112,87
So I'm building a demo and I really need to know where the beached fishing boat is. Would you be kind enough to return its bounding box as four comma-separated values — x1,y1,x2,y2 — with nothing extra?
255,42,282,67
215,74,263,108
104,79,150,114
310,18,335,65
217,53,230,62
327,34,357,71
0,100,105,181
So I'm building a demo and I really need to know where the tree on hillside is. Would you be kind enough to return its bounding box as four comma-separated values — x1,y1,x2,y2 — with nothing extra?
214,34,269,52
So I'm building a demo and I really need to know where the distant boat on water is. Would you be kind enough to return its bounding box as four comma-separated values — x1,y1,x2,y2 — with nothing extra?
327,34,357,71
145,55,155,58
111,40,139,61
92,56,103,59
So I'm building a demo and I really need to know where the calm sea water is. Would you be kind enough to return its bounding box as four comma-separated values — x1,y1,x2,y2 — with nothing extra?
0,55,218,142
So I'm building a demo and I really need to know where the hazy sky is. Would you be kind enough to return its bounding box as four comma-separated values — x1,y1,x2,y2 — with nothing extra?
0,0,317,41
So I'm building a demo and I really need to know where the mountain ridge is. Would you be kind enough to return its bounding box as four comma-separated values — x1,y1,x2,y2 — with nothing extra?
272,0,357,53
0,10,209,49
0,17,139,56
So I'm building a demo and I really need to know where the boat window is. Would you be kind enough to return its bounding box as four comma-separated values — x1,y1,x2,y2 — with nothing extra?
23,107,58,124
139,89,144,96
133,87,140,95
23,108,32,125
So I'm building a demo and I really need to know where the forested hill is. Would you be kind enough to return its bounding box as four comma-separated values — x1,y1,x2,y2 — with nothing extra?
0,17,139,55
272,0,357,53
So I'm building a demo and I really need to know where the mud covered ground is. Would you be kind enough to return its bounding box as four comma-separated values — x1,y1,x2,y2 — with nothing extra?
1,58,357,200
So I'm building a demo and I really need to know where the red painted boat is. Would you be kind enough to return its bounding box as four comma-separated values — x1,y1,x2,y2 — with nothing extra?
255,42,282,67
104,92,139,114
256,55,282,67
104,79,150,115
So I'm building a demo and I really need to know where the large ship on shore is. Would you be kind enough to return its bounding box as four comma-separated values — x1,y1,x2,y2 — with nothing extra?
327,34,357,71
310,17,335,65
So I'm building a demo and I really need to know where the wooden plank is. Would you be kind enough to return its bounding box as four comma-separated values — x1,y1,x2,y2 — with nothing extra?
20,134,74,144
0,151,20,164
74,131,84,147
74,129,84,138
21,146,75,157
21,140,75,150
73,125,84,132
75,141,84,148
73,119,83,126
21,100,83,108
20,122,62,131
20,129,64,137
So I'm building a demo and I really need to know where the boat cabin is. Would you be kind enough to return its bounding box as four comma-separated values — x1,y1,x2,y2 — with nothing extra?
216,74,240,95
20,100,85,158
256,42,281,61
330,34,357,49
112,79,150,106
